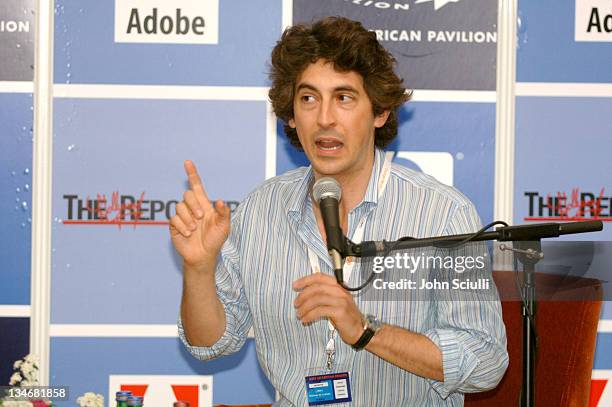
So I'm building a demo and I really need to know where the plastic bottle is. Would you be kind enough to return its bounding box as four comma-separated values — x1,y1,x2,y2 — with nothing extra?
127,396,144,407
116,391,132,407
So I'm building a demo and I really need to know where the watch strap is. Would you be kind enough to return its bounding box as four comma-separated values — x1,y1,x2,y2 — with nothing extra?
351,315,379,351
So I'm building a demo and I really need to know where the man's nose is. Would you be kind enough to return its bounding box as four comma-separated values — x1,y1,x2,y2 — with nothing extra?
317,98,336,128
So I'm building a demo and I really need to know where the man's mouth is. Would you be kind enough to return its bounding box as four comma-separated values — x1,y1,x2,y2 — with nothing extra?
315,139,343,151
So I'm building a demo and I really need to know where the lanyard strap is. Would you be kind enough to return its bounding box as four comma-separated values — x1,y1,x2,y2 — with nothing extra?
306,151,393,369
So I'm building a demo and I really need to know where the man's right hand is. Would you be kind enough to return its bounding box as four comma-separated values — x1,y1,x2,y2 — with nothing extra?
170,160,231,272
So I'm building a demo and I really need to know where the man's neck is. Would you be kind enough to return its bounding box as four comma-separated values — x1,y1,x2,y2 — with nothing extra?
312,149,376,232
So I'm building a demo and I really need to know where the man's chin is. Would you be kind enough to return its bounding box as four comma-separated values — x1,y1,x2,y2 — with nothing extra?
311,161,348,179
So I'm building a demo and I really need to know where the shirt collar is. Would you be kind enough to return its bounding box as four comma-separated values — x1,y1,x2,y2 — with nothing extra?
286,166,314,221
287,147,386,222
363,147,386,206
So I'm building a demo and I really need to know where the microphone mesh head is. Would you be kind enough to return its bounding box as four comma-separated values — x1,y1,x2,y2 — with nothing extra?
312,177,341,203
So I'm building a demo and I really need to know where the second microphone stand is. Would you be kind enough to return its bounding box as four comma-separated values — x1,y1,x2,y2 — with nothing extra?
337,220,603,407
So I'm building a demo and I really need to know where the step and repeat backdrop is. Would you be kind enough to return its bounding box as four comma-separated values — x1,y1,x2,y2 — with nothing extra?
0,0,34,389
1,0,611,405
515,1,612,405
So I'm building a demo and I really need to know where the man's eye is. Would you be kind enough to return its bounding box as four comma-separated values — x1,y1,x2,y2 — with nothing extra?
338,94,353,102
301,95,315,103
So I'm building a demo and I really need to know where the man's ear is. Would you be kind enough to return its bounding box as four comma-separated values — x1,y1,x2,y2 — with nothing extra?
289,118,296,128
374,111,391,128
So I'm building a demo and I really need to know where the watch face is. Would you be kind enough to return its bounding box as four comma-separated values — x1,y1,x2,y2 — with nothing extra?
366,315,382,331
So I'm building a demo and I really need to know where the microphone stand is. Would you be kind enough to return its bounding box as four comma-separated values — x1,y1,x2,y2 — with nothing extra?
339,220,603,407
513,240,539,407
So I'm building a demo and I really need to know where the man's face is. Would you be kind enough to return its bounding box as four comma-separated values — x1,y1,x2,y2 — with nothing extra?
289,59,389,181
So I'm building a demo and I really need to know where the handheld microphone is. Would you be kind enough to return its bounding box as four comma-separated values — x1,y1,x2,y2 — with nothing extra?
312,177,346,284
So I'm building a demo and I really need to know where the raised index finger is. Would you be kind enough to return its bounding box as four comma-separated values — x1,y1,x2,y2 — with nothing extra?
184,160,210,204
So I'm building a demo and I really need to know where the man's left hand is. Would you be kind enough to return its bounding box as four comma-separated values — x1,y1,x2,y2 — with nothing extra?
293,273,364,345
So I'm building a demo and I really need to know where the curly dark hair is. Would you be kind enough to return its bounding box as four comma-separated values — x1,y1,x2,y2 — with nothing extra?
269,16,410,150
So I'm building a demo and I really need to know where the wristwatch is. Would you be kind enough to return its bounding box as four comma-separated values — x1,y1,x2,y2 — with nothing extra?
351,314,382,351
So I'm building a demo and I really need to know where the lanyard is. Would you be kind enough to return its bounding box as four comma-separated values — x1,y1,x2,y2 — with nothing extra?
306,151,393,370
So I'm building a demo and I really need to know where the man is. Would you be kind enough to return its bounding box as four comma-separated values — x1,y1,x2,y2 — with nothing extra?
171,17,508,406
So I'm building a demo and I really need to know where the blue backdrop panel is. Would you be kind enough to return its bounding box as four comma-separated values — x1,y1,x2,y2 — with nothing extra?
0,318,30,386
276,101,495,226
514,96,612,239
50,337,274,406
293,0,498,91
517,0,612,83
53,0,281,86
392,101,495,224
0,93,33,305
51,98,267,323
594,333,612,369
604,302,612,319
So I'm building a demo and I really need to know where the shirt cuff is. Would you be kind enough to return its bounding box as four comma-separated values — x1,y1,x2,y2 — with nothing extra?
177,303,243,361
424,328,480,399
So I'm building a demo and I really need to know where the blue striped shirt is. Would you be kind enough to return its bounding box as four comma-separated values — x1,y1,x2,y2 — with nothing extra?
179,148,508,406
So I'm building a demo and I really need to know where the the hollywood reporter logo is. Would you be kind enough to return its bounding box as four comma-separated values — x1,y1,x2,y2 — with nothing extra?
61,192,238,228
523,188,611,222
